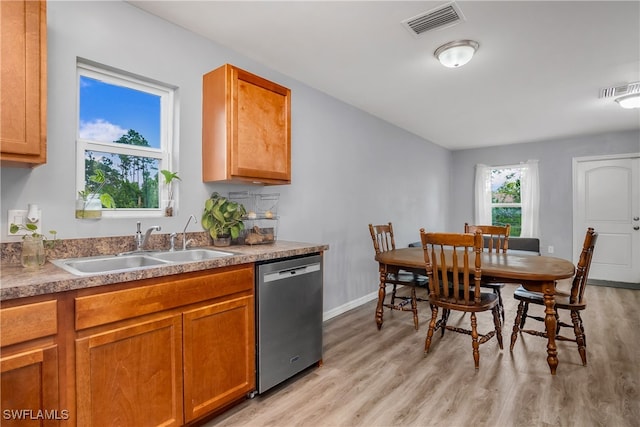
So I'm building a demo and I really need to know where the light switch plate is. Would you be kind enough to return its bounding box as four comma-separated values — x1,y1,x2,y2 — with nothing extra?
7,209,42,236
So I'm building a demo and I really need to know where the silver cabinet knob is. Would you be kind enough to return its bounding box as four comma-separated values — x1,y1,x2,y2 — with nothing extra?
635,226,640,231
634,217,639,221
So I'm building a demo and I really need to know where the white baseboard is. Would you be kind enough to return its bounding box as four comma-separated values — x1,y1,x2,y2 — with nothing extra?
322,286,394,322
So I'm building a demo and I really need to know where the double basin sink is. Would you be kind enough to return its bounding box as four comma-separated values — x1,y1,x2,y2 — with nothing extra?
51,248,234,276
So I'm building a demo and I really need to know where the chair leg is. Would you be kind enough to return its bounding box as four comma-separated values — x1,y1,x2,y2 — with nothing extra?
578,311,586,347
519,302,529,329
470,312,480,369
494,288,505,324
390,284,397,307
411,287,419,331
492,306,503,349
440,309,450,337
571,310,587,366
424,305,438,354
511,301,525,351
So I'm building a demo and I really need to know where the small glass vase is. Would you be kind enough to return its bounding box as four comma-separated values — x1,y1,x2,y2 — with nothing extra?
165,200,174,217
76,194,102,219
213,236,231,247
21,235,46,268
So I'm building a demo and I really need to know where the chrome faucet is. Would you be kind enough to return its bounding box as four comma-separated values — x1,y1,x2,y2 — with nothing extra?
135,221,143,249
136,223,161,251
182,214,197,250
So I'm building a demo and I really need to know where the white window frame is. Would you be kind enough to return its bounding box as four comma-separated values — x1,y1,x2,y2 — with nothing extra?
76,60,175,218
475,160,539,237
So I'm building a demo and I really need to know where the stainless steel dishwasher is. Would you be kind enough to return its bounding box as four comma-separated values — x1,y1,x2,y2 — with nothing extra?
256,253,323,394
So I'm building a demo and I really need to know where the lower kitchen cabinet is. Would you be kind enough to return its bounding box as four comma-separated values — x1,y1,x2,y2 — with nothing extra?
183,295,254,422
1,346,60,427
73,265,255,426
0,299,61,426
75,315,183,427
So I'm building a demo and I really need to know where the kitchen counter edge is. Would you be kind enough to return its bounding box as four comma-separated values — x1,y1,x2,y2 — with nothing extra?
0,241,329,301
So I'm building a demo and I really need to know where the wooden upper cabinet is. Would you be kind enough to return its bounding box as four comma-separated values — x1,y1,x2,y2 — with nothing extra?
0,0,47,167
202,64,291,185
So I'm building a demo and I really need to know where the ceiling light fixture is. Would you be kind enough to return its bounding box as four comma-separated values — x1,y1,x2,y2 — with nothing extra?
434,40,479,68
615,93,640,109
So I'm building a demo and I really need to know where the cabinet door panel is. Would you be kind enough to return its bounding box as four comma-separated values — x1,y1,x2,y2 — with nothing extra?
183,295,255,422
1,346,60,427
234,72,290,181
0,0,46,165
75,315,183,427
202,64,291,184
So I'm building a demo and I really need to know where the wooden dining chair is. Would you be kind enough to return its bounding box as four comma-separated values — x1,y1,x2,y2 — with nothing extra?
420,229,503,369
510,228,598,366
369,223,427,330
464,223,511,324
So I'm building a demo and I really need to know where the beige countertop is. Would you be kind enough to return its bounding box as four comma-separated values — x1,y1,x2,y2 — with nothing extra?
1,241,328,301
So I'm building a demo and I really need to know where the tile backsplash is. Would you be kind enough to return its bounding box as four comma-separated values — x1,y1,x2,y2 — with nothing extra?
1,232,213,265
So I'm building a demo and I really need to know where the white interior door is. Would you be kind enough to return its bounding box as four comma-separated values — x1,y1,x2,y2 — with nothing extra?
574,155,640,283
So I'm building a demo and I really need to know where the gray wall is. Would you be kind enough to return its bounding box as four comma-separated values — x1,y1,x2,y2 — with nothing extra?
0,1,450,315
3,1,636,316
450,130,640,261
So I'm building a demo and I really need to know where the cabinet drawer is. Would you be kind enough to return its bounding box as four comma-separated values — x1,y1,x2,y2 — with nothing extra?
75,265,254,330
1,300,57,347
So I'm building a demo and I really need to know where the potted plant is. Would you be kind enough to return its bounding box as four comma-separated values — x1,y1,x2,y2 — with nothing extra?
76,169,115,219
201,192,246,246
10,223,58,268
160,169,181,216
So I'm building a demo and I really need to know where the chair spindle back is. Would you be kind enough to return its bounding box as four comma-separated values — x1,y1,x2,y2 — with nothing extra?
571,228,598,305
369,223,396,255
420,229,483,305
464,223,510,253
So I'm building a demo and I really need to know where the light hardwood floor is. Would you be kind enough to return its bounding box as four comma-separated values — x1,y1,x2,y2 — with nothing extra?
205,284,639,427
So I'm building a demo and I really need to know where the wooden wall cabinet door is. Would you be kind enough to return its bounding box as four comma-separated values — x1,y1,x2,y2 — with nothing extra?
75,315,184,427
183,295,255,422
0,0,47,167
202,64,291,185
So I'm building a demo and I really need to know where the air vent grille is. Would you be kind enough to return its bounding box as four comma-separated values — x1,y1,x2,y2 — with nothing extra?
600,82,640,98
402,2,465,37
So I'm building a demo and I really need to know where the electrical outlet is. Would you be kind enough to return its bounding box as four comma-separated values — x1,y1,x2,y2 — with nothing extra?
547,245,554,254
7,209,42,236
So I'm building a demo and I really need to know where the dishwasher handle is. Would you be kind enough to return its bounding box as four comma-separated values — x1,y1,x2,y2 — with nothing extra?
263,262,321,283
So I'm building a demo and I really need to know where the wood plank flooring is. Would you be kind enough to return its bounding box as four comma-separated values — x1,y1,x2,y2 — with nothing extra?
204,285,639,427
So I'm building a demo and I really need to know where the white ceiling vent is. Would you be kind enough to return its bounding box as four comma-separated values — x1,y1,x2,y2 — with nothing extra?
401,1,465,38
600,82,640,98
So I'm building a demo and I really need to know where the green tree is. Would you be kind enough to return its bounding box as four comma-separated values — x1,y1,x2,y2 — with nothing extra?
491,171,521,203
83,129,160,210
491,170,522,236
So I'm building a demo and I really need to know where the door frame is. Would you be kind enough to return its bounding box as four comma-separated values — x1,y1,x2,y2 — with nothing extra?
572,152,640,282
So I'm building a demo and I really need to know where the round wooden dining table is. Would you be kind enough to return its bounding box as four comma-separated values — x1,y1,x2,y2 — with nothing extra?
374,247,576,375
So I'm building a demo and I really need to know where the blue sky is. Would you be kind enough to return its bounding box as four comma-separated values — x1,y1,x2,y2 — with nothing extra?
79,76,161,148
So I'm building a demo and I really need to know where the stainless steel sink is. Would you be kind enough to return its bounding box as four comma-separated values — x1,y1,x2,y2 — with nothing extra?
52,254,172,276
52,248,235,276
149,248,233,263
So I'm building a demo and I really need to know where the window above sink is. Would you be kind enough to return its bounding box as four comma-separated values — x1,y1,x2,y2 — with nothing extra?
76,59,178,219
